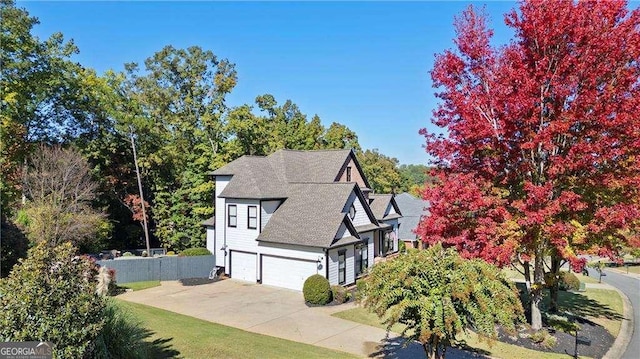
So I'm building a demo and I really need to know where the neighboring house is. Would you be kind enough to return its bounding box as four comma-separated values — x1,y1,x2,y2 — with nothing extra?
202,149,401,291
394,192,430,249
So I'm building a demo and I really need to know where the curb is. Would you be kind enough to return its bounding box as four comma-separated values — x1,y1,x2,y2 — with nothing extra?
608,268,640,280
602,286,634,359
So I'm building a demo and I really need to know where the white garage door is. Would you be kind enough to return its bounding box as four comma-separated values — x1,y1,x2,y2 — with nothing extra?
261,255,319,291
230,251,257,283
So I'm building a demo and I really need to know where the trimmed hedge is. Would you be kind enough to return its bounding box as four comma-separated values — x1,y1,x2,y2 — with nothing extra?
303,274,332,305
179,247,212,257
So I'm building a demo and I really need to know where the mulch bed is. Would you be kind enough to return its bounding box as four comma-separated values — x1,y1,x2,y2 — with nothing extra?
496,316,614,358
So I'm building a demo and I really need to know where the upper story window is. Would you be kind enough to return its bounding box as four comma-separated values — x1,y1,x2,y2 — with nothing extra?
349,204,356,220
346,166,352,182
248,206,258,229
228,205,237,228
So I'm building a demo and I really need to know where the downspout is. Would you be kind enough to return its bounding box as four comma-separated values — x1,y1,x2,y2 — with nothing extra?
325,248,329,279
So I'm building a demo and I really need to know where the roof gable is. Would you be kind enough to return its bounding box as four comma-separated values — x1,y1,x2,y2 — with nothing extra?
395,192,430,240
257,183,358,248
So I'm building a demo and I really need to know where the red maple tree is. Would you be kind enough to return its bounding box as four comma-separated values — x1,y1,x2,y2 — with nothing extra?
418,0,640,329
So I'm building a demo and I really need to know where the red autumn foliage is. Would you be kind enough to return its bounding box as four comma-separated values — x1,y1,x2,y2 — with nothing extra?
418,0,640,270
123,194,149,222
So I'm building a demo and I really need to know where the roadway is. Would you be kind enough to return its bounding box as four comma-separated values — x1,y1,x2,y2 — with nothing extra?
586,267,639,359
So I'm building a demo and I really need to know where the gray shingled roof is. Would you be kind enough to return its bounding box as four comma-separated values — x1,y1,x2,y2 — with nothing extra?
368,194,391,219
201,216,215,227
368,194,402,221
214,156,287,199
395,192,430,240
257,183,357,248
211,149,355,199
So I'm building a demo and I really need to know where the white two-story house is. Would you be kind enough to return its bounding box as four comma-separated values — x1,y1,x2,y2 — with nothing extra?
203,149,401,291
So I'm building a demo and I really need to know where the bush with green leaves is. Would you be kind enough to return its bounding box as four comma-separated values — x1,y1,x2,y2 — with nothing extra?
302,274,332,305
331,285,349,304
360,243,524,359
398,240,407,253
179,247,212,256
0,242,106,358
559,271,580,291
122,251,134,257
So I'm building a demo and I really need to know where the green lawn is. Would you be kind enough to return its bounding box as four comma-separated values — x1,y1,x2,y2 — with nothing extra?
333,288,623,359
119,281,161,291
117,300,359,359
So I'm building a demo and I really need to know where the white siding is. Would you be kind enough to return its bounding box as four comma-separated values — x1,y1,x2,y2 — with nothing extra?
205,226,221,266
223,198,261,274
387,202,397,215
368,237,374,268
345,192,374,227
261,200,281,231
335,222,352,239
328,246,355,286
214,176,231,268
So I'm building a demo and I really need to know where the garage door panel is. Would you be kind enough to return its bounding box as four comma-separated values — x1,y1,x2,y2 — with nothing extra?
261,255,319,291
231,251,257,283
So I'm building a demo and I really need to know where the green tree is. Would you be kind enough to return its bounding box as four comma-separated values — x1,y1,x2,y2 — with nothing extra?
360,244,524,359
399,164,433,196
0,242,105,358
119,45,237,249
322,122,361,150
0,0,99,213
358,149,408,194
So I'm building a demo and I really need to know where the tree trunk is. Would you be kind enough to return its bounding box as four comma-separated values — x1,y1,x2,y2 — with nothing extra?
549,255,561,313
531,251,545,330
130,132,151,257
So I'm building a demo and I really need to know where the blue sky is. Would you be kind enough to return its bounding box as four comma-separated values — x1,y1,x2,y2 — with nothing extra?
21,1,518,165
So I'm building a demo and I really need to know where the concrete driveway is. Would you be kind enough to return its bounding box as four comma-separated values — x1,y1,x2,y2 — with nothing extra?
118,279,485,358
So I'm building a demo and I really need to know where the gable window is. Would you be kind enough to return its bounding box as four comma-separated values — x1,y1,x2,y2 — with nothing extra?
227,205,237,228
248,206,258,229
355,240,368,276
338,250,346,284
346,166,352,182
349,204,356,220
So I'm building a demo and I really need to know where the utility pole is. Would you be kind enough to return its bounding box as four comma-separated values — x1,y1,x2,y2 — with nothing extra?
130,128,151,257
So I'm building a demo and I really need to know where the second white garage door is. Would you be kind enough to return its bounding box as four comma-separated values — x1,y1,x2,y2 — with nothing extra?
261,255,319,291
230,251,257,283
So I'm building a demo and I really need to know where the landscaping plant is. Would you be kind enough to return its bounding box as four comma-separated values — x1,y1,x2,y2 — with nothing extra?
331,285,349,304
303,274,332,305
0,242,106,358
179,247,212,256
359,244,524,359
92,299,150,359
